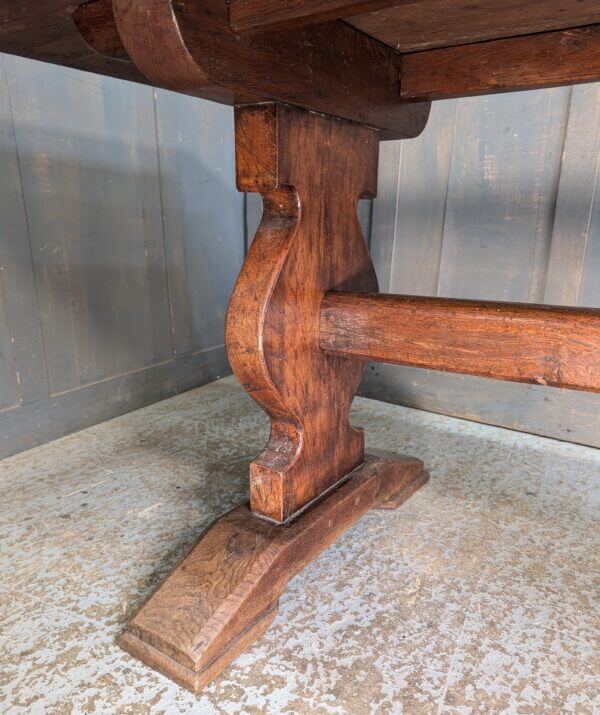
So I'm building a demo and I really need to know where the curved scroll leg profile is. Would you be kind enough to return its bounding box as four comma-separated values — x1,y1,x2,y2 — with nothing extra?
227,102,380,524
119,103,429,693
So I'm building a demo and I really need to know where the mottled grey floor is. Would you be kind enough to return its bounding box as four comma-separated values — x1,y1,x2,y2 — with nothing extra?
1,376,599,714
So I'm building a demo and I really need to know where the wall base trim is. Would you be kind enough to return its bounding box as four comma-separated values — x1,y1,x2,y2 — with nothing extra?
0,346,230,459
360,364,600,449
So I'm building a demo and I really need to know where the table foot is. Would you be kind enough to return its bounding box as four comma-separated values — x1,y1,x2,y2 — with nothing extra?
118,450,428,693
374,450,430,509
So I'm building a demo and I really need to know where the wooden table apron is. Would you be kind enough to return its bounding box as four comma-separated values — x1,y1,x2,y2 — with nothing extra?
1,0,599,695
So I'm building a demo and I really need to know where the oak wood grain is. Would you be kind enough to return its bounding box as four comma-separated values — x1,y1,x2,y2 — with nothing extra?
227,103,380,522
229,0,412,33
119,451,428,693
110,0,430,139
348,0,600,53
0,0,145,84
321,292,600,392
72,0,129,61
401,25,600,100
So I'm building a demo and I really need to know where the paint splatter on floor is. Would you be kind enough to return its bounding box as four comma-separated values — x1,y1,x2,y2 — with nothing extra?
1,376,598,713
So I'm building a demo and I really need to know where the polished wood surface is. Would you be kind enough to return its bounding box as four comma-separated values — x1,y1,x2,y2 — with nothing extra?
229,0,410,33
111,0,429,139
348,0,600,53
72,0,129,62
227,103,379,523
401,25,600,100
0,1,145,84
1,1,600,122
321,293,600,392
2,0,597,699
119,451,429,693
119,101,430,692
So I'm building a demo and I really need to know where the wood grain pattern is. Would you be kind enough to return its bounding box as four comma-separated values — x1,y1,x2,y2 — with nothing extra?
366,86,600,448
229,0,411,33
111,0,430,139
6,0,600,135
72,0,129,61
401,25,600,101
0,1,145,84
348,0,600,53
227,103,379,523
119,451,428,693
322,292,600,392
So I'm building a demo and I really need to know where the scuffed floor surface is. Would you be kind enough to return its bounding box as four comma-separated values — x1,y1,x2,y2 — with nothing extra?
1,376,599,714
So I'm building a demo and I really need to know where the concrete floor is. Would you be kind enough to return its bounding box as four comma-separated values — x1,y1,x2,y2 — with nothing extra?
0,376,598,714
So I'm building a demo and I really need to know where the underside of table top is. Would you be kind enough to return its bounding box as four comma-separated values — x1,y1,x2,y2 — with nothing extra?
1,1,599,139
2,1,598,697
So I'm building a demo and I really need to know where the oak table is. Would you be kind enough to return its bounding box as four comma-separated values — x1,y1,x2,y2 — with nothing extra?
2,0,599,694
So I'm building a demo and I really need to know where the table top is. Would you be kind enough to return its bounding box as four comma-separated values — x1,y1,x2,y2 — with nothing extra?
1,1,599,139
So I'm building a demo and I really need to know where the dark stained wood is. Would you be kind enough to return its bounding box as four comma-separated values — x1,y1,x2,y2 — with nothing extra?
1,0,600,120
227,103,380,522
5,0,598,700
348,0,600,53
0,1,145,84
6,0,600,133
401,25,600,100
321,292,600,392
120,101,430,692
119,451,429,693
229,0,411,33
72,0,129,62
111,0,430,139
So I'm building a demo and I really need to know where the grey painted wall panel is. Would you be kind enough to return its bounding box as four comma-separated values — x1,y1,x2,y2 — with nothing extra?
0,346,227,458
155,90,244,356
388,100,456,296
0,59,49,409
363,365,600,447
437,89,569,302
0,278,18,411
0,59,24,411
0,51,598,457
369,141,402,292
364,85,600,448
580,196,600,307
545,85,600,307
7,59,173,393
0,55,240,457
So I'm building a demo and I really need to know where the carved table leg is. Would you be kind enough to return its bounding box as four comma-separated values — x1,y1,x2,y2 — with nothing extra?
119,103,429,693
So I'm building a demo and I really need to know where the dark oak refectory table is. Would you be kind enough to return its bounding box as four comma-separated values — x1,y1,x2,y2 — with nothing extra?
3,0,599,694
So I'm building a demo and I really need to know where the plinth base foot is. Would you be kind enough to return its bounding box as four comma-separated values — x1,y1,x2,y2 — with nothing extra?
119,450,429,693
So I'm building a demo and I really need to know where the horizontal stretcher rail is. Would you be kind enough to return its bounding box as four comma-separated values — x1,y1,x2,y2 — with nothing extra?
320,292,600,392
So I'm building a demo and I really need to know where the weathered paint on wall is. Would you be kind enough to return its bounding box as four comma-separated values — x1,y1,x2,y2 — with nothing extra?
362,85,600,448
0,53,598,457
0,55,243,458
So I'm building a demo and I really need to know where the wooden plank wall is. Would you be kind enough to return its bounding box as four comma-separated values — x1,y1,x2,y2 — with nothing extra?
1,53,598,458
0,55,243,459
362,85,600,448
